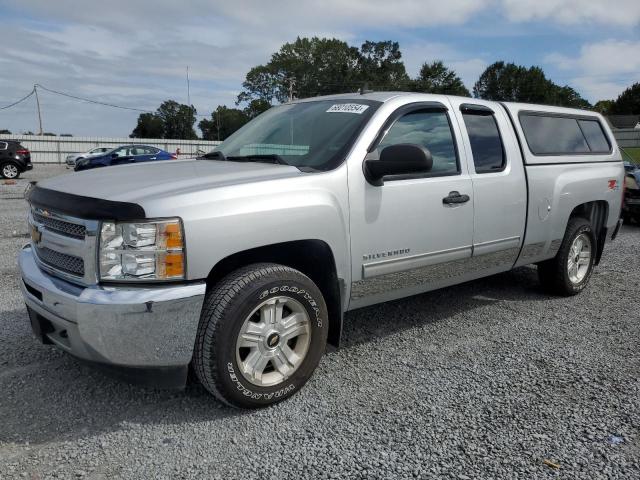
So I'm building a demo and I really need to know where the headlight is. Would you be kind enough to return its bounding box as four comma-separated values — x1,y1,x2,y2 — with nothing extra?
99,218,185,281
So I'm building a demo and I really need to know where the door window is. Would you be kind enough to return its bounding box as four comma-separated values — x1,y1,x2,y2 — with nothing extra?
112,147,129,157
461,110,506,173
378,109,459,175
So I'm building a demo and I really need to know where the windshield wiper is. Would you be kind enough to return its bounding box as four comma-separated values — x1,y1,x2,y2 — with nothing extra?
199,150,226,161
226,154,289,166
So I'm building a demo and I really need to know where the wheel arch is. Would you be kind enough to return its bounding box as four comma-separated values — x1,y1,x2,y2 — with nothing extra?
205,239,344,348
567,200,609,265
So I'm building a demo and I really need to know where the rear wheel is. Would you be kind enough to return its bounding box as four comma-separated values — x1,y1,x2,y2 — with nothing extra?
193,263,328,408
538,217,595,296
1,162,20,179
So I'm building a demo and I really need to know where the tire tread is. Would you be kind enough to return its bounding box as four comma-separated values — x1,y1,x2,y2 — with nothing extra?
193,263,316,407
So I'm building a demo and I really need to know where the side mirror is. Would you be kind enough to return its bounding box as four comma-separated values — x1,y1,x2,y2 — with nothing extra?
364,144,433,186
111,153,118,158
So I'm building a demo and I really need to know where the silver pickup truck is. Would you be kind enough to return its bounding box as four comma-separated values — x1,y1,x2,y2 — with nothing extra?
20,92,624,408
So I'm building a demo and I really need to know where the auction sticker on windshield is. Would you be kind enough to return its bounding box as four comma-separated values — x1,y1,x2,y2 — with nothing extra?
326,103,370,114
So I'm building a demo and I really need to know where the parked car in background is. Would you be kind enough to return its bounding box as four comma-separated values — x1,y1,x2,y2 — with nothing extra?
623,164,640,223
74,145,177,171
65,147,111,167
0,140,32,179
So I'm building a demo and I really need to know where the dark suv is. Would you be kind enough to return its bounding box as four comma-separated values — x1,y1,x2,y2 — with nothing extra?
0,140,32,179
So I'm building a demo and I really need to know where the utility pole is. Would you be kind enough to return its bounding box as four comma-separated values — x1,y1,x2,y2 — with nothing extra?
34,84,43,135
186,66,191,107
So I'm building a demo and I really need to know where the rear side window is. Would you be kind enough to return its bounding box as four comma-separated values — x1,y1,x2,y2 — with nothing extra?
0,142,7,150
461,111,505,173
378,110,459,176
578,120,610,153
519,114,611,155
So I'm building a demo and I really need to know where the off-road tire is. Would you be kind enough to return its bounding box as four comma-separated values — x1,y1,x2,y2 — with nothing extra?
538,217,596,296
193,263,328,408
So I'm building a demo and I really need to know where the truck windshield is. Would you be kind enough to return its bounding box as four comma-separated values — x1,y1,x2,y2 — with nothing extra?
204,99,380,171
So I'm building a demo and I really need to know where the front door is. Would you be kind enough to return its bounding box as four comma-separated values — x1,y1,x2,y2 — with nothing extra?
348,101,474,307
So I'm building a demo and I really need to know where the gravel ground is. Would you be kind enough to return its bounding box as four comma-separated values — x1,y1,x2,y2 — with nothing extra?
1,165,639,479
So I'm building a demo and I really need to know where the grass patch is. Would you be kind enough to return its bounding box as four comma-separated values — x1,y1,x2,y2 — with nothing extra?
622,147,640,165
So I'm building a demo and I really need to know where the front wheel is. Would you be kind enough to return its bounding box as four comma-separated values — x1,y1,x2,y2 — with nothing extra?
1,162,20,179
538,217,596,296
193,263,328,408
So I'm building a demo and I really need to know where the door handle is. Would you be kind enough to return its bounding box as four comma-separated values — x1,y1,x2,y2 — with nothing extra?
442,191,470,205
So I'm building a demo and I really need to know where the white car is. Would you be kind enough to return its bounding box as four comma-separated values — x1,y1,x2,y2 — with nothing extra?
65,147,111,167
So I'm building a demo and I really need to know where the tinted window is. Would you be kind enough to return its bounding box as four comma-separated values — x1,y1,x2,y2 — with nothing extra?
578,120,610,153
462,112,505,173
0,142,7,150
379,110,458,175
520,114,593,155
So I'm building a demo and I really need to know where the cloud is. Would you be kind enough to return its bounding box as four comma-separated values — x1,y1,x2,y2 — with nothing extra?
1,0,639,136
545,40,640,100
501,0,640,27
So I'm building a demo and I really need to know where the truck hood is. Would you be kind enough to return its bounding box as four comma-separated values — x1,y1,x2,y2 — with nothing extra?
38,159,304,203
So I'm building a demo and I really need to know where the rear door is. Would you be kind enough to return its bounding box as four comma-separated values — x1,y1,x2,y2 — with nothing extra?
448,98,527,270
348,100,475,307
132,146,160,162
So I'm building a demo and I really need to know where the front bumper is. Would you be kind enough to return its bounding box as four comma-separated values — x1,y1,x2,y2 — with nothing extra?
19,245,206,387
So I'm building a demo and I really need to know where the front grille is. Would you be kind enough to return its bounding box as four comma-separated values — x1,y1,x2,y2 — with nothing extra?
36,247,85,276
33,212,86,239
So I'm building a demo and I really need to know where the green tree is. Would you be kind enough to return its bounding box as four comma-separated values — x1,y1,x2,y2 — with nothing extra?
237,37,411,105
131,101,197,139
409,61,470,96
610,83,640,114
156,100,197,139
243,99,272,119
238,37,361,104
0,129,11,134
130,112,164,138
593,100,614,115
357,40,409,88
473,61,590,108
199,106,250,141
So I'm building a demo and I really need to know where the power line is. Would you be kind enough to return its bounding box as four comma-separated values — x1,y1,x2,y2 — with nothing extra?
0,88,35,110
35,83,212,118
35,83,154,113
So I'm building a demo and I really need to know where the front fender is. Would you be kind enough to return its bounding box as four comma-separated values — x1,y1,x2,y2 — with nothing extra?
140,167,351,287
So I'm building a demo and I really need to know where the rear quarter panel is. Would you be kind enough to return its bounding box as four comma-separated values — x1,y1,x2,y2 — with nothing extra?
501,103,624,266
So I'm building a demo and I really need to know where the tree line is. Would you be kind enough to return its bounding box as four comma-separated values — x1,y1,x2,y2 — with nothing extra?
130,37,640,140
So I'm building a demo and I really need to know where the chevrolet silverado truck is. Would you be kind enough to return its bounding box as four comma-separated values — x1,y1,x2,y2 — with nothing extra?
19,92,624,408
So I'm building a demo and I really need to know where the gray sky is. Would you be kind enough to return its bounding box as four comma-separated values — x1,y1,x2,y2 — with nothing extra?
1,0,639,137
